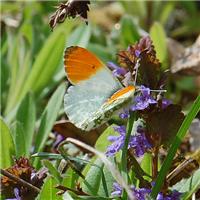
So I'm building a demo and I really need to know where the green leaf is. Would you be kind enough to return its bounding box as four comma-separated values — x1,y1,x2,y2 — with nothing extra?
16,93,36,155
98,160,115,197
11,122,27,157
34,83,65,153
172,168,200,200
18,21,73,103
120,15,140,47
67,24,91,47
42,160,62,183
0,117,15,168
95,126,116,152
151,95,200,199
32,152,63,160
82,158,104,196
150,22,167,65
37,177,62,200
141,153,152,179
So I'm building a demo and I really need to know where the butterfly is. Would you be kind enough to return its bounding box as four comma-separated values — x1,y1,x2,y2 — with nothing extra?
64,46,135,131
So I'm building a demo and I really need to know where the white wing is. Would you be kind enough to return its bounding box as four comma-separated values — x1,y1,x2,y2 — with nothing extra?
64,68,122,130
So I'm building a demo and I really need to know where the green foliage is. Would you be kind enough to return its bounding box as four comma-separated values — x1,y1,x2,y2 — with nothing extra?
0,118,15,168
16,93,36,155
150,22,168,66
34,83,65,153
37,177,62,200
11,122,27,157
172,168,200,200
82,158,114,198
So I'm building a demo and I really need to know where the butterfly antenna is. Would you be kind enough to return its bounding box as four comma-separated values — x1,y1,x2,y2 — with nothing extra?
133,58,140,86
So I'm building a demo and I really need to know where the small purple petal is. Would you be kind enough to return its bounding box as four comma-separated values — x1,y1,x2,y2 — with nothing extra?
162,98,172,109
107,135,119,142
111,182,122,197
107,62,127,77
135,50,141,57
131,86,157,111
119,110,129,119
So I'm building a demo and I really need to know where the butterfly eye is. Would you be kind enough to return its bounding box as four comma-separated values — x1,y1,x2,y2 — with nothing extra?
58,9,67,23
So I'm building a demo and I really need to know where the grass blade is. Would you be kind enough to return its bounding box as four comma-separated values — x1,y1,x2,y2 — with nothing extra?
34,83,65,153
16,93,36,155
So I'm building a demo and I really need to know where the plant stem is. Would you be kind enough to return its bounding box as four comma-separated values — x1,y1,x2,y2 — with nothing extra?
0,168,40,193
121,112,135,198
151,95,200,199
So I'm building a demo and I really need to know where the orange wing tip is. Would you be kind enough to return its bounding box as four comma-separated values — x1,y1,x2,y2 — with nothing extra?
107,86,135,103
64,46,105,84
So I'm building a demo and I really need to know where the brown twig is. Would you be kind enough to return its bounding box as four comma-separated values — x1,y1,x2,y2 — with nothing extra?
0,169,40,193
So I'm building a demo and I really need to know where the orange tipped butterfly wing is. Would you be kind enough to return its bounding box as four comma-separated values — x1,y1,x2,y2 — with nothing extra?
64,46,135,131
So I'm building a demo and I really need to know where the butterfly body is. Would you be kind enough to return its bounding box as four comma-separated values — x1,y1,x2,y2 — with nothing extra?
64,46,135,131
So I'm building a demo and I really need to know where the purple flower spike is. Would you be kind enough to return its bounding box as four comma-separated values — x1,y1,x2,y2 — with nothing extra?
131,85,157,111
111,182,122,197
106,125,151,157
107,62,127,77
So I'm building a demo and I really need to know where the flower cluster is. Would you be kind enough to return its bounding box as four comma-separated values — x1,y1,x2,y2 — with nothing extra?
106,124,151,157
111,182,182,200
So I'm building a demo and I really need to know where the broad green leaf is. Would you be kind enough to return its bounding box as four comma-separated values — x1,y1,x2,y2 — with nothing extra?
172,168,200,200
0,117,15,168
18,21,73,105
82,158,104,196
67,24,91,47
34,83,65,153
141,153,152,179
37,177,62,200
11,122,27,157
98,160,115,197
120,15,140,47
150,22,167,65
16,93,36,155
42,160,62,183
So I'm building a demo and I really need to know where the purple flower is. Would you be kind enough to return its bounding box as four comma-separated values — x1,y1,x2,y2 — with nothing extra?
111,184,151,200
129,133,151,157
119,109,129,119
131,85,157,111
111,182,122,197
132,187,151,200
107,62,127,77
106,126,126,157
53,133,65,148
135,49,141,57
161,98,172,109
156,190,182,200
106,125,151,157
